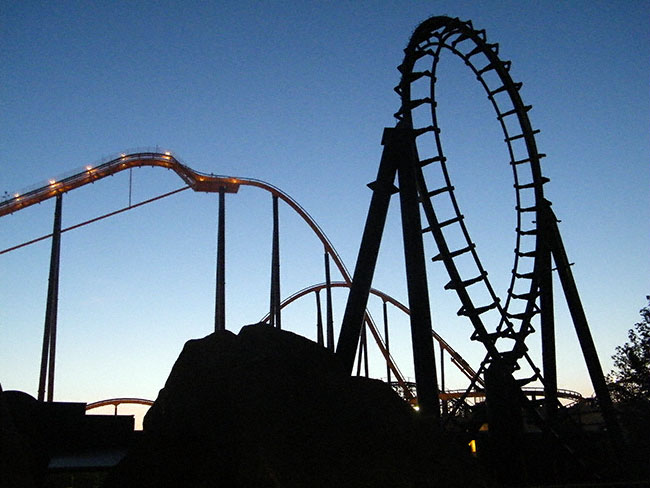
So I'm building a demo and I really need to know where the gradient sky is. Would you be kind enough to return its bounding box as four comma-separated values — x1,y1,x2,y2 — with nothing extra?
1,1,648,408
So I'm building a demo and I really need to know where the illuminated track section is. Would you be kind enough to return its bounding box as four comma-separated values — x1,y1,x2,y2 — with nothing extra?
3,152,233,215
0,152,345,269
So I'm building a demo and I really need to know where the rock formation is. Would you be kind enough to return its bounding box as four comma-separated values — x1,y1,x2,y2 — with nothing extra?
105,323,486,487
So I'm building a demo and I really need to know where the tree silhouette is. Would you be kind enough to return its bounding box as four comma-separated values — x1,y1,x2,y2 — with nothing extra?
608,297,650,404
607,297,650,472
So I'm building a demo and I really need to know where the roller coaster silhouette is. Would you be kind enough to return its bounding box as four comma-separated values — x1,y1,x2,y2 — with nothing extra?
1,15,621,462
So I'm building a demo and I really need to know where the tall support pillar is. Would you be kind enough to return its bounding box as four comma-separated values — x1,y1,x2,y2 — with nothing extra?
214,187,226,332
324,251,334,351
337,126,439,419
38,194,62,402
356,330,364,376
439,345,445,394
395,127,440,419
546,206,623,446
538,202,558,420
269,195,281,328
383,300,391,384
315,290,324,346
337,128,400,370
440,344,448,417
355,321,369,377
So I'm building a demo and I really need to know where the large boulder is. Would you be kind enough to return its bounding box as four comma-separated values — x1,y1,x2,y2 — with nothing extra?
105,324,485,487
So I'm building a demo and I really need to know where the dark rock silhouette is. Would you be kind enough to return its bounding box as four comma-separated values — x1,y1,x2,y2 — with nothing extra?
0,387,41,488
105,323,487,487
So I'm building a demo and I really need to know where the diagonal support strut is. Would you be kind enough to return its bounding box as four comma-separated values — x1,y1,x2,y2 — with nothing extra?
336,126,440,419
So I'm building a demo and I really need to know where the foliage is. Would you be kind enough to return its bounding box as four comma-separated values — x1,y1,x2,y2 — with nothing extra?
607,297,650,474
607,297,650,404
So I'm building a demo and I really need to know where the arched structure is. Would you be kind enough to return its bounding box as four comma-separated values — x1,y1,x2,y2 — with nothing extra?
86,397,154,411
394,16,548,381
337,16,619,438
86,397,154,423
261,281,479,385
396,15,616,430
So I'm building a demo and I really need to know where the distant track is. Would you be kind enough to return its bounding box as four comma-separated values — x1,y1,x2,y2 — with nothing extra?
86,397,154,410
261,281,480,386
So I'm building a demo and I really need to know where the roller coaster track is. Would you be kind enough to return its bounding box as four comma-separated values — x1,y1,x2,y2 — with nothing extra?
395,16,549,378
86,397,154,411
3,17,615,435
261,281,481,387
0,152,348,272
375,16,622,446
1,151,450,401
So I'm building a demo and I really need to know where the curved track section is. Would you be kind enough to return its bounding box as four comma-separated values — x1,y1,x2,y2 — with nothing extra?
396,17,549,376
262,281,479,386
0,152,349,279
86,397,154,411
1,152,235,216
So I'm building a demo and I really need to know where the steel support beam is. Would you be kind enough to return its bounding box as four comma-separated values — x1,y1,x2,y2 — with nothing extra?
356,321,368,377
269,195,281,328
214,187,226,331
396,127,440,419
336,128,400,371
538,202,558,420
38,194,62,402
356,330,364,376
440,344,448,417
383,300,391,384
546,206,622,446
337,126,439,418
315,290,324,346
324,251,334,351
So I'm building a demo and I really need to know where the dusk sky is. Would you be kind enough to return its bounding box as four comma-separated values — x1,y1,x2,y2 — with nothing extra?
1,1,648,412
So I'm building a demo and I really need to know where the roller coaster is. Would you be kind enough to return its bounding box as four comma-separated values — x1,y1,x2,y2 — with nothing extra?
0,149,586,416
1,16,617,450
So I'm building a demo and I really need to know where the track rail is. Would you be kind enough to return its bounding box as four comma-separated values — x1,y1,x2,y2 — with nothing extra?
394,385,583,403
2,153,418,398
262,281,480,387
86,397,154,410
396,17,549,377
0,152,349,275
2,152,235,217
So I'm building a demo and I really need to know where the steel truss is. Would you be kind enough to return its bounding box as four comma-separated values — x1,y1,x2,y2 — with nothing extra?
337,16,621,445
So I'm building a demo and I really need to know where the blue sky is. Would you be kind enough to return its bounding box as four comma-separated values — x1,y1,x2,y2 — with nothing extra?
1,1,648,407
